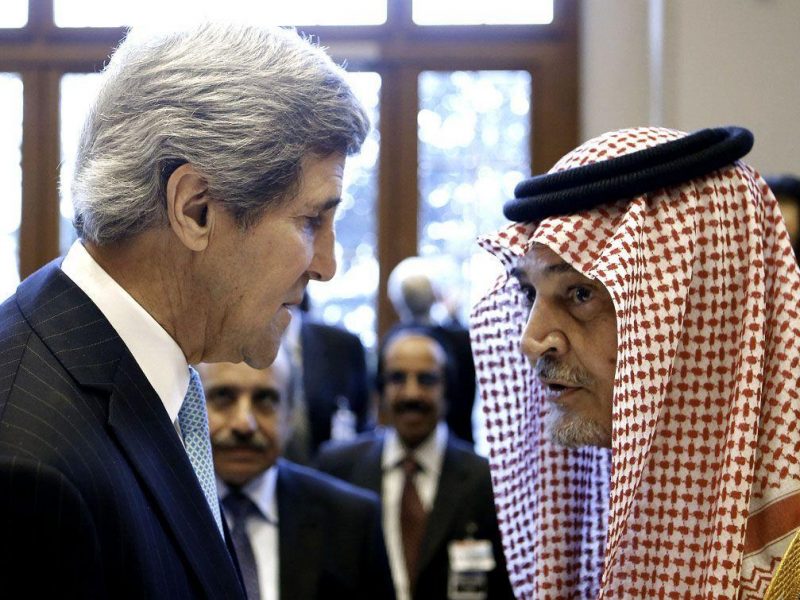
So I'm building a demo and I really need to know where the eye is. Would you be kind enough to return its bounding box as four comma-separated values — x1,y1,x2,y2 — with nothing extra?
252,389,280,413
206,386,237,408
568,285,594,304
519,283,536,306
416,372,443,387
304,214,323,231
385,371,407,386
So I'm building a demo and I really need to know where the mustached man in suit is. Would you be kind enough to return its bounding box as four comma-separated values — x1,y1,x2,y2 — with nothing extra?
0,22,368,598
197,351,394,600
316,328,514,600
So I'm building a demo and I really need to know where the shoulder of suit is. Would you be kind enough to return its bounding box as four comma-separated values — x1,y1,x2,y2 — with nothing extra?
303,320,360,342
278,460,380,508
446,438,491,473
0,297,34,400
317,432,380,461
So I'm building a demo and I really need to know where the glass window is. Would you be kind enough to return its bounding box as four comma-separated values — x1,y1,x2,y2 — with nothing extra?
0,1,28,28
0,74,23,301
307,72,381,349
418,70,531,325
59,73,104,255
413,0,552,25
55,0,386,27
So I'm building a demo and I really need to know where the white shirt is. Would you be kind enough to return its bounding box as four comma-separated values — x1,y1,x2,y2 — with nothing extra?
381,423,448,600
218,468,279,600
60,241,189,426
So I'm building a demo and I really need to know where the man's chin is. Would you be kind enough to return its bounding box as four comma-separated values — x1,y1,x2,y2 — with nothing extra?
242,341,280,370
545,414,611,449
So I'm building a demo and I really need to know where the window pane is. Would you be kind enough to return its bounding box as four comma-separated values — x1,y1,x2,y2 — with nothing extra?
307,72,381,349
418,70,531,325
55,0,386,27
414,0,552,25
0,1,28,27
59,73,104,255
0,74,23,301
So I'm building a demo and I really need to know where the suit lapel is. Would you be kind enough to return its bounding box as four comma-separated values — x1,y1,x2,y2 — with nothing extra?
277,463,323,600
350,438,384,493
108,351,242,596
17,262,243,598
418,440,470,575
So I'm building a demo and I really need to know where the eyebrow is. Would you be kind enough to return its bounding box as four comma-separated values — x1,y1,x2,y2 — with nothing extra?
315,197,342,212
510,261,577,282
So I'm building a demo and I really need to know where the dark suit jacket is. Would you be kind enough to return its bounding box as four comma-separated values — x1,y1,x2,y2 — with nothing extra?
315,432,514,600
0,261,245,599
275,460,395,600
300,319,370,456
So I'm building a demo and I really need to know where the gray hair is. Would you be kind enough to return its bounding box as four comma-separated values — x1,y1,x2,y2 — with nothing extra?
388,256,439,322
71,22,369,244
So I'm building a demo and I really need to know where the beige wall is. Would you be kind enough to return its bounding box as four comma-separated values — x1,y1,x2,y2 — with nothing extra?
581,0,800,175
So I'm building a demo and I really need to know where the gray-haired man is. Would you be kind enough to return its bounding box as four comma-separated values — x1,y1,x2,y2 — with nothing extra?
0,22,367,598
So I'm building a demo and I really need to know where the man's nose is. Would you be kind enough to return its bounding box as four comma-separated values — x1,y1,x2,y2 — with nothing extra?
230,397,258,434
520,302,569,365
308,227,336,282
398,374,424,398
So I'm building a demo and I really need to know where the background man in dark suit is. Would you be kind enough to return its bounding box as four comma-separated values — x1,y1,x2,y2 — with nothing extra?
197,354,394,600
316,328,513,600
0,22,368,597
282,298,371,463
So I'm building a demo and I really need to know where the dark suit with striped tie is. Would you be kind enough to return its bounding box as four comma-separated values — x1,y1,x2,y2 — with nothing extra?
0,260,245,598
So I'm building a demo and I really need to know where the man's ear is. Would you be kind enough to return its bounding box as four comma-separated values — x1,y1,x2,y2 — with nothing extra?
166,163,214,252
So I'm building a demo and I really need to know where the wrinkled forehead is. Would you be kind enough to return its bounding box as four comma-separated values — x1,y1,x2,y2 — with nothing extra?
384,333,447,370
512,242,583,282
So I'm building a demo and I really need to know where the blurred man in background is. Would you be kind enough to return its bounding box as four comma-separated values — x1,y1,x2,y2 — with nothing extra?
199,350,394,600
316,328,513,600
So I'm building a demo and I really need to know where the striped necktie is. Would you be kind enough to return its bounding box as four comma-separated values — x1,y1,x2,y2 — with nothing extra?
179,366,224,536
224,491,261,600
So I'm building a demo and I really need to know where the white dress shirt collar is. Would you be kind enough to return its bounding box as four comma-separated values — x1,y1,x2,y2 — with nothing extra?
60,241,189,423
217,466,279,525
382,421,448,476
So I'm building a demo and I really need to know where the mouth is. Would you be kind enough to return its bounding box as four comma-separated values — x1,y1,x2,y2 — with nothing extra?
393,400,433,416
539,380,581,402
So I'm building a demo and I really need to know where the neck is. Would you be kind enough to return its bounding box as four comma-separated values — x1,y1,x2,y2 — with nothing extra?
85,232,207,363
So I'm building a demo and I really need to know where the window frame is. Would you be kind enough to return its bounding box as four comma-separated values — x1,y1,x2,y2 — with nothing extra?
0,0,579,338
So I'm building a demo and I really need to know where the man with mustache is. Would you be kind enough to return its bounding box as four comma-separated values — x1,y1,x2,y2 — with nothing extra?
198,353,394,600
315,327,514,600
471,126,800,598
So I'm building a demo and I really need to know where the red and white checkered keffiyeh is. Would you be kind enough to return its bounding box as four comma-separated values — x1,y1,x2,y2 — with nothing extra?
471,127,800,599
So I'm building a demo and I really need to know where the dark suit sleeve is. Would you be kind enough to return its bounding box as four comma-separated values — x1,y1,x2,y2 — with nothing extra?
0,458,105,598
313,442,356,482
345,333,371,434
357,490,396,600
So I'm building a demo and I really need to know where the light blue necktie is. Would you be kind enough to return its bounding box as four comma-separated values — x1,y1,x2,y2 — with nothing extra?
179,366,224,536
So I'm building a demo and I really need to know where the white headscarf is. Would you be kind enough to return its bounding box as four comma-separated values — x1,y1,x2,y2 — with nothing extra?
471,127,800,599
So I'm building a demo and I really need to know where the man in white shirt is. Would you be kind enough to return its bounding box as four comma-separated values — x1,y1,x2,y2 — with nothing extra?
0,22,368,598
316,327,514,600
198,352,394,600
